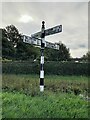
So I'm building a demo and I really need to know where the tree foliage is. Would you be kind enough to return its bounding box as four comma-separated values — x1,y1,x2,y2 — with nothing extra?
6,25,21,47
45,42,70,61
82,51,90,62
2,28,15,59
2,24,71,61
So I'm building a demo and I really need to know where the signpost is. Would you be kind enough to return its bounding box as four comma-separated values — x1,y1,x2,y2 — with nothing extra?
40,21,45,92
31,25,62,38
23,21,62,92
23,35,59,50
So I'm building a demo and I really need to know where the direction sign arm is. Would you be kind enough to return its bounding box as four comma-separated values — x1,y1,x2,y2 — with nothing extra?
45,25,62,36
31,25,62,38
31,31,41,38
22,34,59,50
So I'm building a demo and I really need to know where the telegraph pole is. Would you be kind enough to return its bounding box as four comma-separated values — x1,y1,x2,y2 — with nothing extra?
40,21,45,92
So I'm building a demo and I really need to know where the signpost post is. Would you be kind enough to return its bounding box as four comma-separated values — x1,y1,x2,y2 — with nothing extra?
40,21,45,92
23,21,62,92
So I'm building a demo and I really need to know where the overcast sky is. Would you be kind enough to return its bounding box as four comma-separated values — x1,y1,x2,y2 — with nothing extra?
1,1,88,58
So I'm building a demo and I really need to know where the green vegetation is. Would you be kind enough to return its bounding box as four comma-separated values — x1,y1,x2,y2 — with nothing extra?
2,74,89,118
2,61,89,75
2,91,88,118
1,24,89,119
1,24,90,62
2,74,88,96
1,25,70,61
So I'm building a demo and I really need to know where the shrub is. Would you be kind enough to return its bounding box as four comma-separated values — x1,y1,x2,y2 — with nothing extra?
2,61,89,76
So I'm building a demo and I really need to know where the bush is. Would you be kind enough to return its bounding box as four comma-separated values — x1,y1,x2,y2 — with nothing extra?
44,61,89,76
2,61,89,76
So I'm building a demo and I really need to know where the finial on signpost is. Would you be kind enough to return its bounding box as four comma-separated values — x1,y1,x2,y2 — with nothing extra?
42,21,45,29
42,21,45,25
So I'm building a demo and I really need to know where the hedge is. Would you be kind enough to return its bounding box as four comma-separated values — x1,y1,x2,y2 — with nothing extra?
2,61,89,76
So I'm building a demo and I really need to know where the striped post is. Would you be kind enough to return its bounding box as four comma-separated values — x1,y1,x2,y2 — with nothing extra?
40,21,45,92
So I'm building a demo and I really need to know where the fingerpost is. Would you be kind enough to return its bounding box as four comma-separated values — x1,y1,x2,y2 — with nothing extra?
40,21,45,92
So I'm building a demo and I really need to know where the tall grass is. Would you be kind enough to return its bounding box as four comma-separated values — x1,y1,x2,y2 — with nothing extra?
2,74,89,118
2,74,88,96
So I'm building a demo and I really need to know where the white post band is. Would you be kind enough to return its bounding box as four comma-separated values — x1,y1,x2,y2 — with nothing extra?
40,70,44,78
40,85,44,92
41,56,44,64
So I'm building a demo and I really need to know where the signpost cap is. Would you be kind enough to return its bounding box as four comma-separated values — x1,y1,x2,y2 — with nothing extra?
42,21,45,29
42,21,45,25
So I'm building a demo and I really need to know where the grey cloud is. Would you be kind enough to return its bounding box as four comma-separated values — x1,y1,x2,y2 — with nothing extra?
2,2,88,57
2,0,89,2
78,44,86,48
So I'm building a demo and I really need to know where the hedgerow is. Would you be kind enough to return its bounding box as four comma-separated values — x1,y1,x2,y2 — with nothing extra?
2,61,89,75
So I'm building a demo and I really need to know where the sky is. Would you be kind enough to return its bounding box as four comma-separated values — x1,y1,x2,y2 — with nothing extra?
1,1,88,58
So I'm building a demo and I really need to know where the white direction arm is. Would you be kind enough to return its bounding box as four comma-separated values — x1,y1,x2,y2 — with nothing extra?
45,41,59,50
22,35,59,50
23,35,41,46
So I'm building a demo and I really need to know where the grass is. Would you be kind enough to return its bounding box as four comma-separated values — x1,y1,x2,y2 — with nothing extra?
2,74,88,96
2,91,89,118
1,74,89,118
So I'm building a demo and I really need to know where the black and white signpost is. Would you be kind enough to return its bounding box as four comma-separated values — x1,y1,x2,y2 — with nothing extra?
23,21,62,92
40,21,45,92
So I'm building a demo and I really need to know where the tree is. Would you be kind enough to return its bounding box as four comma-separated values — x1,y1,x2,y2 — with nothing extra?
2,25,71,61
2,28,15,59
1,25,40,60
16,42,40,60
45,42,70,61
0,29,2,57
82,51,90,61
2,25,22,59
5,25,22,47
58,42,70,61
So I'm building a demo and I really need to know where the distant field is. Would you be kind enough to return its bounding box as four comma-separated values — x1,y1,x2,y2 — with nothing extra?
2,74,89,118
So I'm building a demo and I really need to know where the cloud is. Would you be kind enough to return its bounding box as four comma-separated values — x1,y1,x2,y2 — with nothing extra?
70,48,88,58
18,15,34,23
2,2,88,57
78,44,86,48
2,0,89,2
